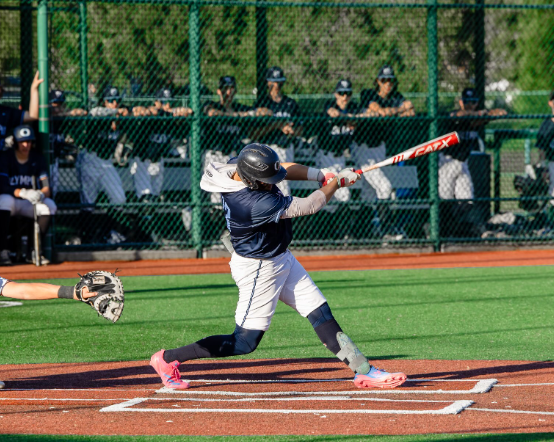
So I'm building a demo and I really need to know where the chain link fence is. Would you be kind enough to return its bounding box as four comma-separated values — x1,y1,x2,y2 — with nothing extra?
1,0,554,259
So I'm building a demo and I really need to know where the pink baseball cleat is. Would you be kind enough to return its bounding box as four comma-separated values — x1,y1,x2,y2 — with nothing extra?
149,350,190,389
354,366,407,389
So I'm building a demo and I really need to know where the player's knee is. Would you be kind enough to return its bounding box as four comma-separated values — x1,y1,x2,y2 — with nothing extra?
233,325,265,355
307,302,335,328
0,194,15,213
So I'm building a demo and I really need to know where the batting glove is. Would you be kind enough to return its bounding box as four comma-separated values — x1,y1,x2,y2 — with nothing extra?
19,188,45,204
336,168,361,188
318,169,337,187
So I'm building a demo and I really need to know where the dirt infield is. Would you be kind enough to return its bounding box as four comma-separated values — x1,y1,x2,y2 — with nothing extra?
2,248,554,281
1,359,554,436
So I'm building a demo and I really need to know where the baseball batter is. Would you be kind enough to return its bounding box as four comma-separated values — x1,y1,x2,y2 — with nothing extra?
0,125,57,266
150,143,407,390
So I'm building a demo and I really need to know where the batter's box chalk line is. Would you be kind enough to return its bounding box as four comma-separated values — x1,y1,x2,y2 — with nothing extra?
100,397,474,415
155,378,498,395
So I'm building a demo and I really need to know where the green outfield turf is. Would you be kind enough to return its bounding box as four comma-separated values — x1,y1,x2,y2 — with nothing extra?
1,265,553,364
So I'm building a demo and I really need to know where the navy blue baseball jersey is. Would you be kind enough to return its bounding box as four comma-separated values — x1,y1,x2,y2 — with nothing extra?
222,184,293,259
0,148,49,196
0,105,24,151
320,99,360,155
203,101,252,154
536,117,554,162
253,95,300,146
360,88,406,110
445,110,481,162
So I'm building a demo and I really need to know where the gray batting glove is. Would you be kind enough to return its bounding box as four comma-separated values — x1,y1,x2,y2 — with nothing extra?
19,188,44,204
336,168,361,188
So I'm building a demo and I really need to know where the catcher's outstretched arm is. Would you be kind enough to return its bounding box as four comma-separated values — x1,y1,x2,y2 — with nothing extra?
0,280,95,301
0,271,125,323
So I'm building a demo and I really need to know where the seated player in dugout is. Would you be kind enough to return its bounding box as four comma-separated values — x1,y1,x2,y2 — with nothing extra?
202,76,254,205
536,91,554,223
317,79,360,212
0,71,43,151
251,66,301,196
0,125,57,266
128,87,191,204
150,143,407,391
48,90,86,198
353,65,414,239
76,86,130,245
439,87,507,237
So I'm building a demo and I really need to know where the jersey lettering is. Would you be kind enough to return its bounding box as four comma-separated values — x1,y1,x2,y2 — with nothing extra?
222,198,232,232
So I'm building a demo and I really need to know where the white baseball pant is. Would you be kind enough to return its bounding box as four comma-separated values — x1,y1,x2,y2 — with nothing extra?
0,194,57,217
130,157,165,198
230,249,327,331
0,276,9,295
547,162,554,207
76,150,126,205
438,154,474,200
350,142,392,200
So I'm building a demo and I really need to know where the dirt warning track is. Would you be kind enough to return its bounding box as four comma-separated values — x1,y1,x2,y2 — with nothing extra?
1,359,553,436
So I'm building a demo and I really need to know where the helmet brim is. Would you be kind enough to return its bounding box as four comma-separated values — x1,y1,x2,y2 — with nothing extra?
259,166,287,185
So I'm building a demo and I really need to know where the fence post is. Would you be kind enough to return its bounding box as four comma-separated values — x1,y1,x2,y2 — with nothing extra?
189,0,203,258
79,0,88,109
20,0,34,110
256,2,268,103
37,0,51,259
474,0,486,109
427,0,440,251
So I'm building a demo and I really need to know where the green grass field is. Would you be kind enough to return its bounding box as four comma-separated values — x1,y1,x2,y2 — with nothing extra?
1,265,554,441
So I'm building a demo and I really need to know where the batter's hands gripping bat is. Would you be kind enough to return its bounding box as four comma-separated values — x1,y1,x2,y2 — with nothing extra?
32,176,41,267
355,132,460,174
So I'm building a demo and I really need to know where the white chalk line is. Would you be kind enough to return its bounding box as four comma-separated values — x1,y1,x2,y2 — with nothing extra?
0,301,23,308
495,383,554,387
100,398,474,415
171,377,491,384
0,397,128,402
469,408,554,416
156,379,497,396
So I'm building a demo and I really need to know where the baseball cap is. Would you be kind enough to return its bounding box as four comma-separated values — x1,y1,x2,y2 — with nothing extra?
103,86,121,101
266,66,286,83
377,65,396,80
462,88,480,102
219,76,236,90
49,89,66,104
14,125,35,143
335,79,352,93
156,87,173,103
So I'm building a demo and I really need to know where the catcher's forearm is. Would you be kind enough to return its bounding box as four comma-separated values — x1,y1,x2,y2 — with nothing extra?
2,281,64,300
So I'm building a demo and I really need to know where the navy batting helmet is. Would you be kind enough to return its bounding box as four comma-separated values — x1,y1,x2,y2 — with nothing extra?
14,125,35,143
236,144,287,190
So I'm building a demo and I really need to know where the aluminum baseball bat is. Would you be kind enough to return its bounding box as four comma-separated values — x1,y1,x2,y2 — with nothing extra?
355,131,460,174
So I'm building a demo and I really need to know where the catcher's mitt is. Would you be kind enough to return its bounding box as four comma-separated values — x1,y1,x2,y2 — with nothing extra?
75,271,124,323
